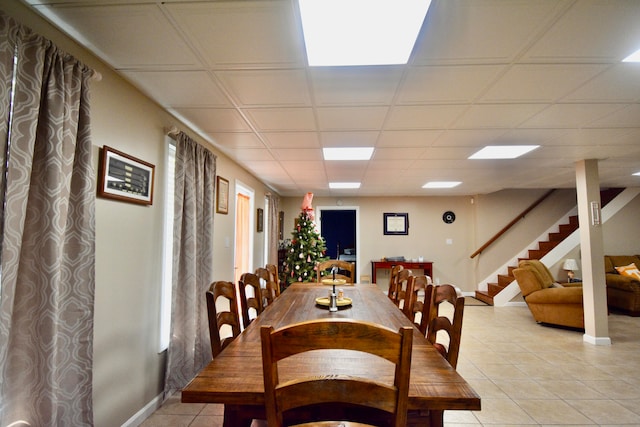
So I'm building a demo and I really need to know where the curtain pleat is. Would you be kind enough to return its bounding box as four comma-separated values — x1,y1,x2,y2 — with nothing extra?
164,132,216,394
0,12,95,426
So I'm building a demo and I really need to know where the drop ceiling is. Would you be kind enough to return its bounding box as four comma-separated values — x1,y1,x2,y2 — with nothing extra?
23,0,640,197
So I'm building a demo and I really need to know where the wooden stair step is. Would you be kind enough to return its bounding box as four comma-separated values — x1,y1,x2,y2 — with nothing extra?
497,274,514,287
538,240,559,251
488,283,505,296
528,249,547,259
474,290,494,305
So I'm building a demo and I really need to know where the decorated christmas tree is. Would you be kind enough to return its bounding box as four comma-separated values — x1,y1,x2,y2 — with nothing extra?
283,193,328,284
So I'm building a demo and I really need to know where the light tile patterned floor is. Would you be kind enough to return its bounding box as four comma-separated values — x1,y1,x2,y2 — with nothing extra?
141,304,640,426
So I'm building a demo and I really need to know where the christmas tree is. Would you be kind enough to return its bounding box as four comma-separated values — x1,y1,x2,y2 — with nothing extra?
283,193,328,284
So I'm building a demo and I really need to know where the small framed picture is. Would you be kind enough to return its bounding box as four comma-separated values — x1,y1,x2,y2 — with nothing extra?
98,146,155,205
257,208,264,232
383,213,409,235
278,211,284,240
216,176,229,214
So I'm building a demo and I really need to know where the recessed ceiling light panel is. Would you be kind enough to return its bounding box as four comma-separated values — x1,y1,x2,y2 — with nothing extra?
623,48,640,62
422,181,461,189
633,171,640,176
469,145,539,159
329,182,361,189
298,0,432,66
323,147,374,161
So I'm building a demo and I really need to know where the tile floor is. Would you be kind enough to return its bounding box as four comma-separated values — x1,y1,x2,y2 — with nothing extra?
141,303,640,426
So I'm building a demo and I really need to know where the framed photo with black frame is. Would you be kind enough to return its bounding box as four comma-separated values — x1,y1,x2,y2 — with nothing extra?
97,146,155,205
383,212,409,235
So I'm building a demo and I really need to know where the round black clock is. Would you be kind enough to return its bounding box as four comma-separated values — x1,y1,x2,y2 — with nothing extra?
443,211,456,224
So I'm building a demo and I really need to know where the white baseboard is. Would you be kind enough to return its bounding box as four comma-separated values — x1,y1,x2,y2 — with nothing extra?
121,392,164,427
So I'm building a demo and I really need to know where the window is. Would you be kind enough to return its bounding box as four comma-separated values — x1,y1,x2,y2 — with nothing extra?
159,139,175,351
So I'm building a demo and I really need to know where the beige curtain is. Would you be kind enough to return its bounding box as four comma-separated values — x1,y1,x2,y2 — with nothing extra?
0,12,96,426
164,132,216,394
267,193,280,265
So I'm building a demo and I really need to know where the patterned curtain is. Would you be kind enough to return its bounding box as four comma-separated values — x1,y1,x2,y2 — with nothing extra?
267,193,280,265
0,12,96,426
164,132,216,394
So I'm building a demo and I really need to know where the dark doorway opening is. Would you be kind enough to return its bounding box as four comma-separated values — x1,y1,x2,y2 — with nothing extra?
320,210,357,272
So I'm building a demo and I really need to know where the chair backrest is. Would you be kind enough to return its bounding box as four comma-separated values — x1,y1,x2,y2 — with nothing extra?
316,259,355,283
513,260,554,297
238,273,264,329
403,275,433,329
206,281,241,358
255,267,278,306
393,269,413,308
387,264,405,300
261,318,413,427
265,263,281,296
424,284,465,369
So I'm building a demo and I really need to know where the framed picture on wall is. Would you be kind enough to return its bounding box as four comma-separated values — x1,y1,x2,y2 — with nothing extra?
278,211,284,240
257,208,264,232
383,212,409,235
97,146,155,205
216,176,229,214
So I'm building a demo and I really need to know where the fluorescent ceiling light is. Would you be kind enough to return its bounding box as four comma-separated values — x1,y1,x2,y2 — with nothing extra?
329,182,361,189
633,172,640,176
623,48,640,62
422,181,461,189
469,145,539,160
298,0,432,66
323,147,374,161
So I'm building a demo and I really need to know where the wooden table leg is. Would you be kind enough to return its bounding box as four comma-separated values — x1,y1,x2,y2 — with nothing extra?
223,404,254,427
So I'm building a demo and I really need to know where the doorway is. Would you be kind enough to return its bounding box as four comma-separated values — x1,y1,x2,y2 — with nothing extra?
316,206,359,282
234,181,254,285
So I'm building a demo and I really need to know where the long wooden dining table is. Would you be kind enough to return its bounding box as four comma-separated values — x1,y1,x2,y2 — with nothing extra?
182,282,481,426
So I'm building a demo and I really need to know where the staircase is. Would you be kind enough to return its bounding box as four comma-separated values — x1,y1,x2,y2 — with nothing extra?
474,188,624,306
474,215,579,305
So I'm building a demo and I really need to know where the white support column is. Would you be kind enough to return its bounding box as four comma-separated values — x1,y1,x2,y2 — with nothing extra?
575,159,610,345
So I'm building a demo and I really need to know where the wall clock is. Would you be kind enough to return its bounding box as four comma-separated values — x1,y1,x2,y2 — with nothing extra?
443,211,456,224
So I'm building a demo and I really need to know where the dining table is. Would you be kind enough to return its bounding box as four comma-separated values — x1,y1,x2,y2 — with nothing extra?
181,282,481,426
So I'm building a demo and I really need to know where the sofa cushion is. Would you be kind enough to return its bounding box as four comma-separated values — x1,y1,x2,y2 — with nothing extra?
519,260,555,288
605,255,640,274
615,263,640,281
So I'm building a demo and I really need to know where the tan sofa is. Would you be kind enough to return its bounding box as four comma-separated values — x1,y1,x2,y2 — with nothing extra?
512,260,584,329
604,255,640,317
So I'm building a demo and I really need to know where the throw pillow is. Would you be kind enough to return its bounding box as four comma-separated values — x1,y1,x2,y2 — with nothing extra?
615,263,640,281
550,282,564,288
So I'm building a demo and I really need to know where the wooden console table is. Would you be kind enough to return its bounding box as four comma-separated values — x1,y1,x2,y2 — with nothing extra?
371,260,433,283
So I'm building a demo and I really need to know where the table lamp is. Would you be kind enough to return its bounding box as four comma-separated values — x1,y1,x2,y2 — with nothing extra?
562,258,579,282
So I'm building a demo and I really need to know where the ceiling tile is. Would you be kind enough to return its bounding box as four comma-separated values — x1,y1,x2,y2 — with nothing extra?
173,108,251,132
208,132,265,149
244,108,316,131
385,105,466,130
166,1,304,68
262,132,320,148
316,107,388,131
398,65,504,103
453,104,548,129
216,69,311,106
522,104,626,128
309,66,403,106
122,71,230,106
481,64,607,103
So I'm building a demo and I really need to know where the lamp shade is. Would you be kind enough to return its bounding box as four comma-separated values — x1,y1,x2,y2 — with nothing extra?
563,259,579,271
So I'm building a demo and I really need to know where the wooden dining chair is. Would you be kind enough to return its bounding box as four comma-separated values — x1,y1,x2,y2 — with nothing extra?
393,269,412,309
387,264,404,300
402,275,433,329
206,280,241,358
260,318,413,427
422,284,465,369
265,263,281,296
316,259,355,284
239,272,264,329
255,267,278,306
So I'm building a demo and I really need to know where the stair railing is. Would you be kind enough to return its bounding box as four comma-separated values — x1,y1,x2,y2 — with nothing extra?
470,189,555,259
